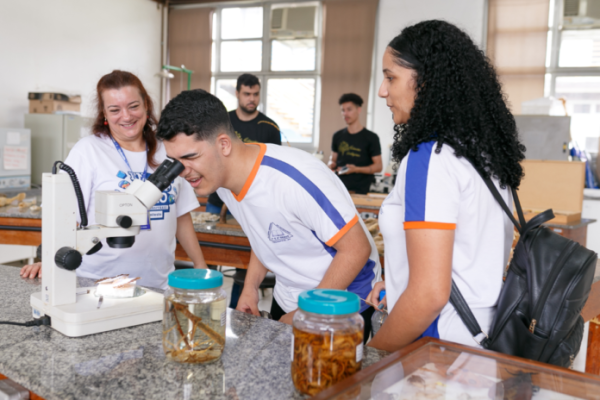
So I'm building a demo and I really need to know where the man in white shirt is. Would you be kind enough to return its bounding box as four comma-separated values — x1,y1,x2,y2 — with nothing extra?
156,89,381,337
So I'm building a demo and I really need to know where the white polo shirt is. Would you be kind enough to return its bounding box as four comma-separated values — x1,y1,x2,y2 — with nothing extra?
217,143,382,313
379,141,513,346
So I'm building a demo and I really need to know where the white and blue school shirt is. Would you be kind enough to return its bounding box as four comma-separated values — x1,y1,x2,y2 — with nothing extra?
379,141,513,347
63,135,199,289
217,143,382,313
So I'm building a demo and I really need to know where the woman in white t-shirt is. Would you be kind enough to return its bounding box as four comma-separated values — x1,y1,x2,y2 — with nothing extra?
21,70,207,289
366,21,525,351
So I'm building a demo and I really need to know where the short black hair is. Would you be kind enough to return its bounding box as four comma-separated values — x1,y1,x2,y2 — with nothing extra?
156,89,236,142
236,74,260,91
338,93,363,107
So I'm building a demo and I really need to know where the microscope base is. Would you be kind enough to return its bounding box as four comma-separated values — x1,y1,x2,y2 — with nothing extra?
30,287,163,337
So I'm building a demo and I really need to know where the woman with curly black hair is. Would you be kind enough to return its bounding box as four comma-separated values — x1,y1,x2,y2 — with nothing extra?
366,20,525,351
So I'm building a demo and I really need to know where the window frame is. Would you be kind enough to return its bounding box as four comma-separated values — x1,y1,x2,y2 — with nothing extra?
546,0,600,97
211,1,323,151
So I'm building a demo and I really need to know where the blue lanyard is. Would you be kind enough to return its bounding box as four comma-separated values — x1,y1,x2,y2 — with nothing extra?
111,137,148,182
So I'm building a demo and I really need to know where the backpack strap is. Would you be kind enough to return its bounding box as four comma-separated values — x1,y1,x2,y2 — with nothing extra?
449,280,491,347
477,168,555,236
511,187,527,229
477,172,524,233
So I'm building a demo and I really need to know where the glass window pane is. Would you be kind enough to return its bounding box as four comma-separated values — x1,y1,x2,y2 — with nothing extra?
215,79,238,111
558,29,600,67
221,7,263,40
211,42,216,73
271,39,316,71
266,79,315,143
220,41,262,72
212,11,217,39
554,76,600,150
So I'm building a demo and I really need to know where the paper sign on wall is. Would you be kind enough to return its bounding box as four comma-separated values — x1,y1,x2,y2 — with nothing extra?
6,132,21,145
3,146,28,170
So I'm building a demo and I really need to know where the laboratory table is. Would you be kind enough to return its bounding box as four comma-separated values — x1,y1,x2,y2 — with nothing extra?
0,196,253,269
0,264,387,400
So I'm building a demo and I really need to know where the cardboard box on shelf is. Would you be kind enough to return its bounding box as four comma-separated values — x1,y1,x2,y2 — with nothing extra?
28,92,81,114
518,160,586,225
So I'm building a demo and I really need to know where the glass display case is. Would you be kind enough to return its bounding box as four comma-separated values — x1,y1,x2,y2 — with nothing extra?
312,337,600,400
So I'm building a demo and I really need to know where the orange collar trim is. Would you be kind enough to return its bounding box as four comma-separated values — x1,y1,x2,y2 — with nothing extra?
233,143,266,202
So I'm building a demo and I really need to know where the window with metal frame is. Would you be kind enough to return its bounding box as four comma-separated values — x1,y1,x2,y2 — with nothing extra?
211,1,322,148
546,0,600,151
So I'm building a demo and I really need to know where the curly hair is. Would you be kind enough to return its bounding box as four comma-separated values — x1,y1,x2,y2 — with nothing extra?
388,20,525,188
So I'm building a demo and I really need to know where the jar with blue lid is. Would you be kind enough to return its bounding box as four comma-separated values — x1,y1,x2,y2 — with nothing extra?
291,289,364,396
162,269,227,364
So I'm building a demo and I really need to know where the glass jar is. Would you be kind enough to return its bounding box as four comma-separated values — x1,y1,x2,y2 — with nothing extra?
291,289,364,396
162,269,227,364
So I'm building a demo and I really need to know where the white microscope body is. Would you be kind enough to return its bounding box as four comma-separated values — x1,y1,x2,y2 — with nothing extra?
30,159,183,337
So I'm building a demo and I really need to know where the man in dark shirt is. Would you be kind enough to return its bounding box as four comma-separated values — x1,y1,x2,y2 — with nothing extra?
328,93,382,194
207,74,281,214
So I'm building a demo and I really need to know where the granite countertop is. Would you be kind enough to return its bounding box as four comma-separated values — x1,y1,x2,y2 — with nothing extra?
0,265,387,399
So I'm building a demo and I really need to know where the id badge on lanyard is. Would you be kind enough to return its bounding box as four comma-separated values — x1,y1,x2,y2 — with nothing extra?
111,137,151,230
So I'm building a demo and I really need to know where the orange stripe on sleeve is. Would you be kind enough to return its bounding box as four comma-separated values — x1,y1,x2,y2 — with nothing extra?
325,215,359,247
404,221,456,230
233,143,266,202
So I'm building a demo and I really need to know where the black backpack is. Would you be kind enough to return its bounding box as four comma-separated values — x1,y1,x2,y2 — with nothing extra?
449,168,597,368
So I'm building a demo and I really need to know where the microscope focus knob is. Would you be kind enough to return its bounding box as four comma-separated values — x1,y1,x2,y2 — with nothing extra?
116,215,133,229
54,247,82,271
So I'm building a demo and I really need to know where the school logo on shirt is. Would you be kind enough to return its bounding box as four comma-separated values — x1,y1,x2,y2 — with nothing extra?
268,223,293,243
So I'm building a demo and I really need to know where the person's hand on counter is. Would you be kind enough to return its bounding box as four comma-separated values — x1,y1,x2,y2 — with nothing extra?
367,281,386,309
236,251,268,317
236,289,260,316
20,262,41,279
278,309,297,325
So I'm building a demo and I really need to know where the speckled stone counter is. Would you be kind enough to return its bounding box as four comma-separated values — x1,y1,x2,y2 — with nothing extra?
0,265,388,400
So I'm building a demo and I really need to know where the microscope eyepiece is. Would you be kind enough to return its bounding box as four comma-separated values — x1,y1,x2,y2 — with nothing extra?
147,157,184,192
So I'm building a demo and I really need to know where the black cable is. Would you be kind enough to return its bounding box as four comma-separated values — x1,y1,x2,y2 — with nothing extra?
52,161,88,227
0,316,51,327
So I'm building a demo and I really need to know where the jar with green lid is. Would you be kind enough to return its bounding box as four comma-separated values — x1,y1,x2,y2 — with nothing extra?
162,269,227,364
291,289,364,396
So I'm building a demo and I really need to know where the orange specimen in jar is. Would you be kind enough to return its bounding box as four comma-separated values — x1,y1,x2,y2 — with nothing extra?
291,326,363,396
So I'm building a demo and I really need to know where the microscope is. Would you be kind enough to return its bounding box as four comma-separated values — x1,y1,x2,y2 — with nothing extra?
30,158,184,337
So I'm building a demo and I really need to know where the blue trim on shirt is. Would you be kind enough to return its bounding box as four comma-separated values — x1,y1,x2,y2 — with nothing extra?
311,231,376,313
405,141,435,222
261,155,347,229
347,259,377,313
418,315,440,340
312,231,337,258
